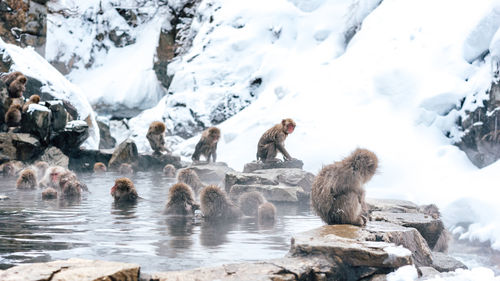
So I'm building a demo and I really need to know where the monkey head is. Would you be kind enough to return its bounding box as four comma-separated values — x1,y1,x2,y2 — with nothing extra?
281,118,296,134
349,148,378,183
111,177,138,202
28,95,40,103
207,127,221,143
93,162,107,173
150,121,166,134
17,76,27,84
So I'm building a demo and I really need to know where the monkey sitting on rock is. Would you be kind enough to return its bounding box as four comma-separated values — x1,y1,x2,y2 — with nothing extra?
311,148,378,227
146,121,170,155
257,118,296,163
192,127,220,163
22,95,40,113
1,71,27,98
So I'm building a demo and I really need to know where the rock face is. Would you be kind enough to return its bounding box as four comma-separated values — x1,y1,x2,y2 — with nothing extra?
138,153,183,171
189,162,235,183
20,105,51,144
225,168,314,203
0,258,140,281
7,133,42,161
68,149,113,172
108,138,139,171
39,146,69,168
51,121,89,153
243,159,304,173
97,120,116,149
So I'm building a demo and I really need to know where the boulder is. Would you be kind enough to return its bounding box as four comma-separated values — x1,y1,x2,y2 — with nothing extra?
137,153,183,171
229,184,308,203
108,138,139,171
225,168,313,193
68,149,113,172
10,133,42,161
39,146,69,168
46,101,68,132
20,104,51,144
243,159,304,173
97,120,116,149
0,258,140,281
0,132,17,160
51,120,89,153
431,252,467,273
189,162,235,183
418,266,440,279
366,198,420,213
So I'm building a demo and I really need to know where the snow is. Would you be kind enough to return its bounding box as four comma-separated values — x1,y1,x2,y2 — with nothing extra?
386,265,418,281
27,104,50,113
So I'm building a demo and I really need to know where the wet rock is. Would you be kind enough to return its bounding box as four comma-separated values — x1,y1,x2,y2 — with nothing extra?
0,132,17,160
20,104,51,144
243,159,304,173
418,266,440,279
370,211,445,252
431,252,467,272
0,258,140,281
189,162,235,183
46,101,68,132
229,184,307,203
97,120,116,149
39,146,69,168
68,149,113,172
108,138,139,171
137,153,183,171
366,198,420,213
51,120,89,153
225,168,313,193
10,133,42,161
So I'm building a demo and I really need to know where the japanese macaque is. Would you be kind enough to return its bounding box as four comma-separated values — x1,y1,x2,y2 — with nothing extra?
257,118,296,163
34,161,49,180
41,187,58,199
163,164,176,177
119,163,133,175
2,161,23,177
39,166,67,189
16,168,37,189
1,71,27,98
165,183,200,215
59,171,77,189
238,191,266,217
22,95,40,113
258,202,276,225
61,180,83,198
192,127,220,163
93,162,107,173
311,148,378,226
146,121,170,155
111,177,138,203
200,185,242,221
5,104,22,127
177,168,205,194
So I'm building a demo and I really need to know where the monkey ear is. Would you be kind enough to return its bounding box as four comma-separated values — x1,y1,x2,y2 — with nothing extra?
281,119,286,126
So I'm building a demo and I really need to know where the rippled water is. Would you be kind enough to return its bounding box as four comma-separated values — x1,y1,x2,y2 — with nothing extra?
0,171,323,273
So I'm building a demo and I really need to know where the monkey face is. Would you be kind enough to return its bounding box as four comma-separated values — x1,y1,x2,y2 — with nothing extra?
50,171,61,183
286,123,295,134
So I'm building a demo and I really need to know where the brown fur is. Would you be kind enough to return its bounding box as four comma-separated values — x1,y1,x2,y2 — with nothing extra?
1,71,24,86
238,191,266,216
8,75,27,98
59,171,77,189
177,168,205,194
146,121,169,154
118,163,133,175
200,185,242,221
22,95,40,113
311,148,378,226
34,161,49,179
111,177,138,203
432,229,451,253
258,202,276,225
93,162,107,173
39,166,66,189
192,127,221,162
163,164,176,177
165,183,200,215
42,187,58,199
5,104,21,127
16,168,37,189
61,180,83,198
2,161,23,177
257,118,296,162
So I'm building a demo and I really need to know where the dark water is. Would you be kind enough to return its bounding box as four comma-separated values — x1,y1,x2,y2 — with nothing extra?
0,172,323,273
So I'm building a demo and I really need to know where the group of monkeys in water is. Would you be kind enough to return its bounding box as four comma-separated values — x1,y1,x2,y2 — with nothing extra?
3,117,380,228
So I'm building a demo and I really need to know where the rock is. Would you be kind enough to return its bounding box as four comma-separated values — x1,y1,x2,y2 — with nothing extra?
68,149,113,172
225,168,313,193
290,222,432,268
137,153,183,171
10,133,43,161
20,104,51,144
0,195,9,200
97,120,116,149
370,211,445,251
46,101,68,132
431,252,467,273
229,184,308,203
418,266,440,279
0,258,140,281
0,132,17,160
189,162,235,183
39,146,69,168
243,159,304,173
51,120,89,153
366,198,420,213
108,138,139,171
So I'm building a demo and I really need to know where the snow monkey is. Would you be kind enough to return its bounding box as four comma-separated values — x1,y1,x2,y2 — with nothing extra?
5,104,22,127
311,148,378,226
1,71,27,98
2,161,23,177
111,177,139,203
39,166,67,189
93,162,107,173
22,95,40,113
16,168,37,189
192,127,221,163
146,121,170,155
258,202,277,225
200,185,242,221
238,191,266,217
34,161,49,179
177,168,205,194
165,182,199,215
257,118,296,163
118,163,133,175
163,164,176,177
42,187,58,199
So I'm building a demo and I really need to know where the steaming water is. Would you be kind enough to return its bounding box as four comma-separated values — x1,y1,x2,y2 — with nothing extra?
0,171,323,273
